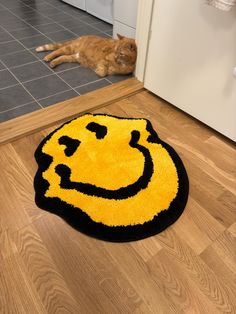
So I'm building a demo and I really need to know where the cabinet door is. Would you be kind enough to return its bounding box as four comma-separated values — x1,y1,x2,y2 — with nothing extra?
114,0,138,28
144,0,236,140
86,0,113,24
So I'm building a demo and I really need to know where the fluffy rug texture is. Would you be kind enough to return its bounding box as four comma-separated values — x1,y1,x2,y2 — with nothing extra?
34,114,189,242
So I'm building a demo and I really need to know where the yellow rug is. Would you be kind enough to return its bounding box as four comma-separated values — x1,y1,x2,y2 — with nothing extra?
34,114,189,241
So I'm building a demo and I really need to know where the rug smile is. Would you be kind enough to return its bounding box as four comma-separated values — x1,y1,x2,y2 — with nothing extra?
55,130,154,200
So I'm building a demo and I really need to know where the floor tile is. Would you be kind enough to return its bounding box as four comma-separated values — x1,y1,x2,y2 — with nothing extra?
105,30,113,37
30,48,48,60
47,30,76,42
1,1,29,9
58,67,100,88
0,30,14,43
9,6,35,15
19,34,50,48
23,74,70,99
0,17,29,31
0,69,18,89
0,40,25,56
0,84,34,112
0,6,6,12
44,62,80,73
58,4,85,15
0,2,127,121
0,10,16,21
39,89,78,107
49,1,71,10
34,22,64,34
10,61,52,83
107,74,133,83
34,5,62,17
9,26,41,39
1,50,37,68
66,9,88,19
23,0,48,8
24,15,52,26
80,14,101,24
0,60,5,70
20,11,45,21
59,18,86,30
46,12,71,22
69,25,102,37
75,79,111,94
92,21,112,32
10,9,39,20
0,102,40,122
54,4,86,17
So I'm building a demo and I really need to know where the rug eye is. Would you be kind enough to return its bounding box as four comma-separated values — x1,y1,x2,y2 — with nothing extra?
58,136,81,157
86,122,107,139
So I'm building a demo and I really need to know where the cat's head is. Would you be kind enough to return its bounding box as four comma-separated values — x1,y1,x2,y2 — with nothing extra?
115,34,137,65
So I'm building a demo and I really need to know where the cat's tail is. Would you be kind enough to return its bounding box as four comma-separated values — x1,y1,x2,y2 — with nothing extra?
35,40,75,52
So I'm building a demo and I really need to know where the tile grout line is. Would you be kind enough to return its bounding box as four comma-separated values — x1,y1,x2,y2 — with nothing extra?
0,46,25,57
74,78,105,89
0,48,26,58
105,77,113,84
10,26,74,41
0,82,20,91
32,0,109,26
0,100,39,114
35,88,77,103
0,25,45,108
1,1,112,55
0,0,113,117
8,0,112,38
0,28,68,44
0,3,81,95
0,39,18,45
0,57,43,109
1,53,81,73
0,77,111,115
0,87,74,114
4,60,39,70
0,16,80,98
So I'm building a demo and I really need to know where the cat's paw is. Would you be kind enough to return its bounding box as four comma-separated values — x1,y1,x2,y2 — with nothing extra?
49,61,56,68
95,67,107,77
43,55,51,62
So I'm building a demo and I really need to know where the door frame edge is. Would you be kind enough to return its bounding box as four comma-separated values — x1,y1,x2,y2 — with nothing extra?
135,0,154,82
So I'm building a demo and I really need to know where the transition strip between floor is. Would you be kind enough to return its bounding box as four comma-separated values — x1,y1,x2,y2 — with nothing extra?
0,78,144,145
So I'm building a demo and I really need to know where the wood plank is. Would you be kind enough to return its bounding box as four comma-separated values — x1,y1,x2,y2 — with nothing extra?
0,78,144,145
154,229,236,313
34,215,144,314
0,90,235,313
172,197,225,255
0,231,47,314
13,224,82,313
147,250,221,313
0,144,32,232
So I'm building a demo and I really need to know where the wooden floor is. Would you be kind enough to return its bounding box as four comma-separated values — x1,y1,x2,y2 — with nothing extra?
0,81,235,313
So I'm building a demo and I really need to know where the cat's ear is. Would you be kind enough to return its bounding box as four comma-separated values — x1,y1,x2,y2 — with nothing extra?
117,34,125,40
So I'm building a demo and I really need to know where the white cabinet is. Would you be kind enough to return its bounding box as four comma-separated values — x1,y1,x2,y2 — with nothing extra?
86,0,113,24
62,0,113,24
113,0,138,38
144,0,236,141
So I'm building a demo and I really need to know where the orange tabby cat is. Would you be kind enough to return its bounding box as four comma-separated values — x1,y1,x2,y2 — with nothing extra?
36,34,137,77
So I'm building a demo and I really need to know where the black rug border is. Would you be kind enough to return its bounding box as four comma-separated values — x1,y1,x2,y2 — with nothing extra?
34,113,189,242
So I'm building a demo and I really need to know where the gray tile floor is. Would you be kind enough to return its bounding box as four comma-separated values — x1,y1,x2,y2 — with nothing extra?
0,0,132,123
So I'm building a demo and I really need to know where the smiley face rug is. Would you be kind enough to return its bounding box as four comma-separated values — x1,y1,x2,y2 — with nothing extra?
34,114,189,242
